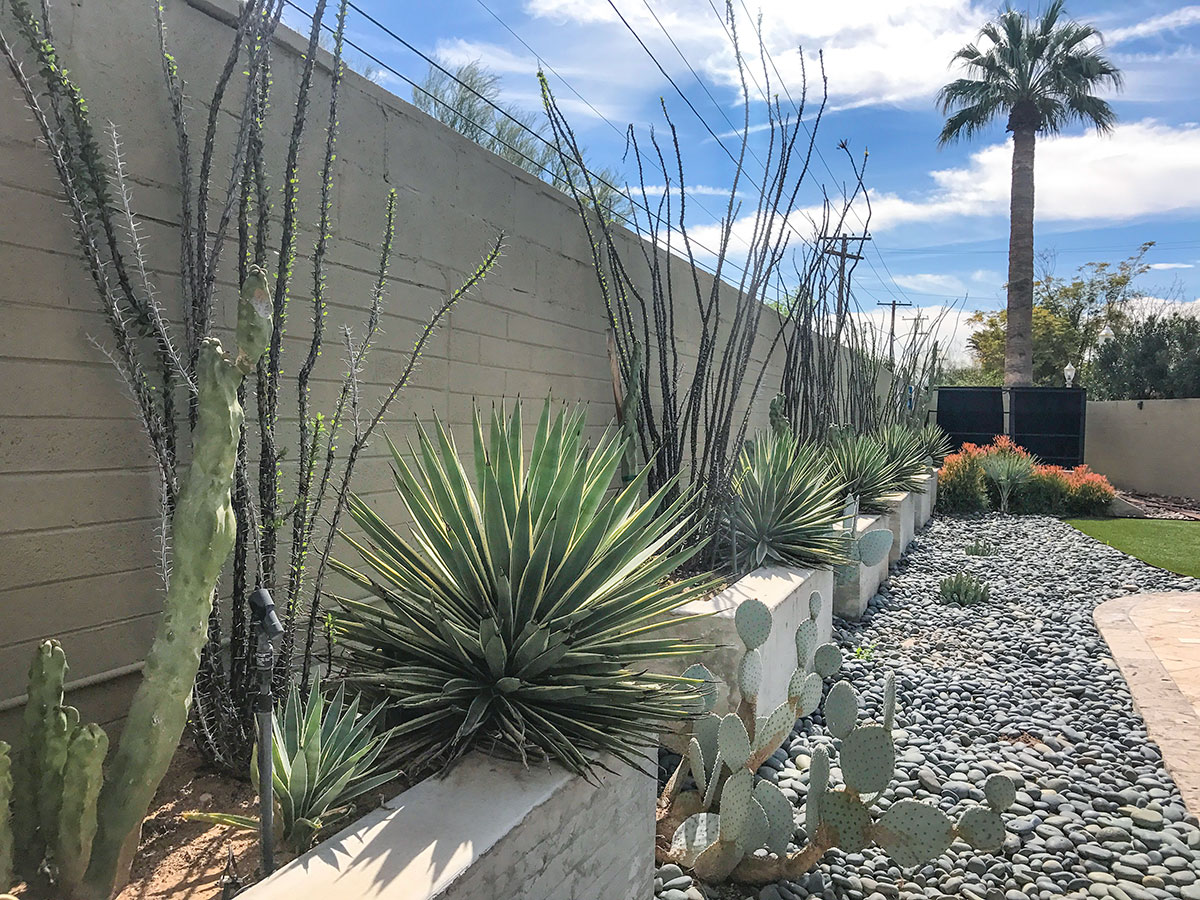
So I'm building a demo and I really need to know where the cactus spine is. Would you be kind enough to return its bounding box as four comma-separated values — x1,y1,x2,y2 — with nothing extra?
82,268,272,898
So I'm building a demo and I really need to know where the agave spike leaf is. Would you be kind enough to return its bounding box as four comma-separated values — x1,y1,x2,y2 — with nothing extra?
825,433,905,513
874,425,930,493
335,402,715,777
727,432,850,572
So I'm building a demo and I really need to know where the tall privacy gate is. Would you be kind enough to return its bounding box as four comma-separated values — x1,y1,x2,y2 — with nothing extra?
933,387,1087,467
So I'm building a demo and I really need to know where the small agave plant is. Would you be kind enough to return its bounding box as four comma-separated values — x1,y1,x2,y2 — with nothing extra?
658,592,1013,884
834,496,894,586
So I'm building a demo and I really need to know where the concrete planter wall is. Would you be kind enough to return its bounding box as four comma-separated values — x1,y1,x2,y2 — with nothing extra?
652,566,834,715
244,751,653,900
832,515,892,620
880,491,915,564
913,472,937,528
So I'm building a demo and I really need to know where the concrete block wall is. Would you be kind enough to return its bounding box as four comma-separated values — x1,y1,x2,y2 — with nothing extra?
0,0,876,729
245,751,654,900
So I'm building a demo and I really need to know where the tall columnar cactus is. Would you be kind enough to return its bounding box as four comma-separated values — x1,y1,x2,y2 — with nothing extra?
0,742,12,891
1,641,107,897
0,272,271,898
659,591,1014,884
81,267,273,898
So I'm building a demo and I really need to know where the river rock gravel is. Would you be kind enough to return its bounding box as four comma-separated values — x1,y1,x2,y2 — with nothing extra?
654,514,1200,900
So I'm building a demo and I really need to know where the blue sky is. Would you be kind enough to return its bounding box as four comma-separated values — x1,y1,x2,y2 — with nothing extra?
298,1,1200,360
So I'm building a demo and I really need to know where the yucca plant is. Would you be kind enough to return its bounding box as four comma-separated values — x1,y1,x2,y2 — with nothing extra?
980,452,1034,514
823,433,904,513
184,679,392,853
964,539,998,557
918,423,954,467
874,424,929,493
330,400,718,778
726,431,849,574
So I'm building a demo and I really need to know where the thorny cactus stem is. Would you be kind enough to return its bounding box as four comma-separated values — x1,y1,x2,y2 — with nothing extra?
83,269,272,899
0,742,12,891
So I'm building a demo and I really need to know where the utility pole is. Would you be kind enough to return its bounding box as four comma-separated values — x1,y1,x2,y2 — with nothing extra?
821,233,870,321
878,297,913,368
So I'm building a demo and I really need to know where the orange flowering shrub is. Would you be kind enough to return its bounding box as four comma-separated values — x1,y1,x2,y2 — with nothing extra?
938,438,1114,516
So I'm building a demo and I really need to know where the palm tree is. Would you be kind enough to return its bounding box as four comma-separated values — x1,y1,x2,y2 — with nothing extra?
938,1,1121,386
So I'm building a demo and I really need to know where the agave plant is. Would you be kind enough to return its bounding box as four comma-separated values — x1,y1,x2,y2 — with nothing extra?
874,425,930,493
980,452,1034,513
823,433,903,513
726,431,848,574
917,423,953,467
185,679,392,853
331,401,718,778
939,572,991,606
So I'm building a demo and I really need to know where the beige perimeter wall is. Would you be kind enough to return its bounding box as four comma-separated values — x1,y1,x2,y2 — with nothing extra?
0,0,806,730
1086,400,1200,501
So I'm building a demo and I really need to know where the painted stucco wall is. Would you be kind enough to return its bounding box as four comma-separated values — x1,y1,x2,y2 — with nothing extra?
1086,400,1200,501
0,0,815,727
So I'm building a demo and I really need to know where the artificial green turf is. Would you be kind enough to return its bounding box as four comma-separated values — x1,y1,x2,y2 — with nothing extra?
1066,517,1200,578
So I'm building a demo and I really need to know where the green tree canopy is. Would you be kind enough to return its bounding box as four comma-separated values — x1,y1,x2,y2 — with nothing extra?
1090,314,1200,399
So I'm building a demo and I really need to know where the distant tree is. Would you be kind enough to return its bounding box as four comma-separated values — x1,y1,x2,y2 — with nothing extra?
413,61,629,220
938,1,1122,386
1090,314,1200,399
964,246,1147,385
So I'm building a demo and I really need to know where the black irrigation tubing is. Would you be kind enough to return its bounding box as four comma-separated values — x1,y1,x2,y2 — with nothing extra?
279,0,791,304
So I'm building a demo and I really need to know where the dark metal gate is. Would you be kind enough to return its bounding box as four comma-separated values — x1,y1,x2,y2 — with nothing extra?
934,387,1004,449
933,386,1087,466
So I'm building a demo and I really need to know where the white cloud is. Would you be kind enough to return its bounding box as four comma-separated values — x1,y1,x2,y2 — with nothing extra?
857,119,1200,232
639,184,745,198
892,273,966,294
1148,262,1195,270
526,0,992,108
971,269,1000,282
1107,6,1200,44
850,303,981,366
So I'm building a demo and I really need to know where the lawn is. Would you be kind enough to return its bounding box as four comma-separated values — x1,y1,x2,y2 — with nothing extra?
1067,517,1200,578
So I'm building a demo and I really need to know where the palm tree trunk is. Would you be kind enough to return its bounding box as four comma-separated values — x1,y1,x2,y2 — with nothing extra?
1005,125,1036,386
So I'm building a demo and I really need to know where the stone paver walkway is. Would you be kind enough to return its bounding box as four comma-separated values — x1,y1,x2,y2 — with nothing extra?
1096,591,1200,815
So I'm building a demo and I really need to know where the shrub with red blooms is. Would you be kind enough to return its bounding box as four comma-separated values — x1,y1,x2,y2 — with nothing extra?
937,439,1114,516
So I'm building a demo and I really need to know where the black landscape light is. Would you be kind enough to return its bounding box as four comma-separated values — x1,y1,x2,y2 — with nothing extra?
248,587,284,875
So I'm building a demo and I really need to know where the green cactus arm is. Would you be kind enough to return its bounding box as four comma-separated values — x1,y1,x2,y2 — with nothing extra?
11,640,67,879
55,724,107,894
83,272,271,899
0,741,12,892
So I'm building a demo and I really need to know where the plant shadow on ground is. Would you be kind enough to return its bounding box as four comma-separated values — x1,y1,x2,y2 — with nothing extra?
1066,518,1200,578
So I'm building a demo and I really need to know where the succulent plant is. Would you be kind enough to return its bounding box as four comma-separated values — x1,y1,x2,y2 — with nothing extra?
657,593,1015,884
824,434,905,513
726,432,849,574
0,267,289,898
980,452,1034,514
874,424,930,493
184,680,393,854
332,400,718,778
939,572,991,606
834,496,894,586
917,423,953,467
964,539,998,557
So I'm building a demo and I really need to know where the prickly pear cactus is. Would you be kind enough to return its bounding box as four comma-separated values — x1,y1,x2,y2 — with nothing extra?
660,592,1014,885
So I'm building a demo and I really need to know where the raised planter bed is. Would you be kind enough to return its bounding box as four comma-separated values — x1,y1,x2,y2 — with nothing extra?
243,751,653,900
913,471,937,528
832,514,892,620
651,566,834,715
880,491,915,564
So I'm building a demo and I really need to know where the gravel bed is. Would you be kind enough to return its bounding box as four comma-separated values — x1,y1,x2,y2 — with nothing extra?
655,514,1200,900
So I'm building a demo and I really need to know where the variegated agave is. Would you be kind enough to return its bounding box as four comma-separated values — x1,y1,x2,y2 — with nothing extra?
184,679,392,853
331,401,718,777
726,431,849,574
917,423,953,467
824,433,904,513
874,424,930,493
